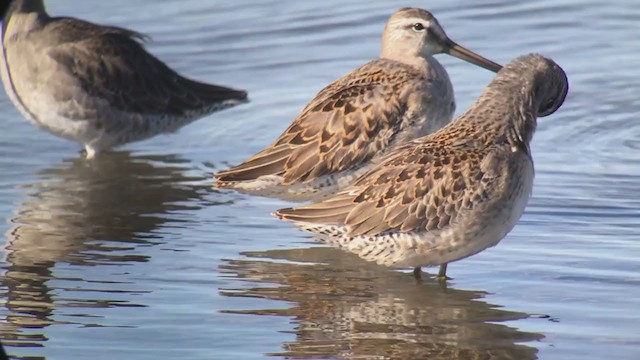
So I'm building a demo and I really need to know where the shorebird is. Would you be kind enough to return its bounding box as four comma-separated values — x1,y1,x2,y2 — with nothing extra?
0,0,247,158
215,7,501,201
275,54,568,281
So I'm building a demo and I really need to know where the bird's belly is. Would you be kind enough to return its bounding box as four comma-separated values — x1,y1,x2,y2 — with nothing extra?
21,91,96,143
1,50,92,142
393,158,535,268
5,79,183,149
228,165,374,202
0,48,42,126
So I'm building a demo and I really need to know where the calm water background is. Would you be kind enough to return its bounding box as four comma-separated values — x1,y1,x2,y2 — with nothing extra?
0,0,639,359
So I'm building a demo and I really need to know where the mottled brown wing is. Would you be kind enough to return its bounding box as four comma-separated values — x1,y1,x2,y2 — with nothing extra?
276,140,502,236
215,60,422,184
46,19,246,118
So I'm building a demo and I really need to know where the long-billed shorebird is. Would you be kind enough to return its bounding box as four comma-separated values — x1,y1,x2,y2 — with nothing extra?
275,54,568,280
215,7,501,201
0,0,247,158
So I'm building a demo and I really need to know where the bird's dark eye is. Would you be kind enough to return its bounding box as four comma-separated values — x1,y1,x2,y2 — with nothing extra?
412,23,425,31
545,99,555,110
541,98,555,113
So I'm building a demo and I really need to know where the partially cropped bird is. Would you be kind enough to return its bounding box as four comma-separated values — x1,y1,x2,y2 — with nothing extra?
215,7,501,201
1,0,247,158
275,54,568,280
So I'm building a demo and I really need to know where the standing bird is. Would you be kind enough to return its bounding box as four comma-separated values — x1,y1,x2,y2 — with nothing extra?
0,0,247,158
215,7,501,201
275,54,568,280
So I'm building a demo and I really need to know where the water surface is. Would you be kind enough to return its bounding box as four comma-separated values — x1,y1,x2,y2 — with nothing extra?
0,0,639,359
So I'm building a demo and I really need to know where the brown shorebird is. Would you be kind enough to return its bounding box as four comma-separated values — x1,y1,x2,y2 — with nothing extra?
275,54,568,281
1,0,247,158
215,7,501,201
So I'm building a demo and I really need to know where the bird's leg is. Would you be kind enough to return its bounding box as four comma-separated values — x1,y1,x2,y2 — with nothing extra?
84,145,97,159
413,267,423,282
437,263,451,282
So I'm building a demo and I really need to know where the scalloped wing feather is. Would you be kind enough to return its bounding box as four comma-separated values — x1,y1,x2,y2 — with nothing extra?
276,140,503,237
216,60,422,184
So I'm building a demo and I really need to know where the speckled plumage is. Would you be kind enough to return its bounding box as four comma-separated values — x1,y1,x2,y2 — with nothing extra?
1,0,247,158
276,54,569,279
215,7,501,201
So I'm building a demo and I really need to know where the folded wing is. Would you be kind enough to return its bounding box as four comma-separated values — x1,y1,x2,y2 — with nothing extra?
45,18,246,120
215,60,423,184
276,140,494,237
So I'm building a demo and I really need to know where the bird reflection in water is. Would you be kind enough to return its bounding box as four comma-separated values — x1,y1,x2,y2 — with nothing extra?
220,247,544,360
0,152,210,351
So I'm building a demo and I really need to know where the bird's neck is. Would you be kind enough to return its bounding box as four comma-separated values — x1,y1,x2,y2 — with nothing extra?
380,41,435,72
6,0,47,18
10,0,46,14
457,72,538,151
2,0,48,40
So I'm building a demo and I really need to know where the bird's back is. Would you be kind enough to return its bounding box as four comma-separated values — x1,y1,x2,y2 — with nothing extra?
215,57,454,201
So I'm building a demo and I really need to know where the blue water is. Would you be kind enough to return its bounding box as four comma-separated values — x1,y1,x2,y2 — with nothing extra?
0,0,638,359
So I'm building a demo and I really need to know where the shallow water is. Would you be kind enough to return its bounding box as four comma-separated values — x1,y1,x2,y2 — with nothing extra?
0,0,639,359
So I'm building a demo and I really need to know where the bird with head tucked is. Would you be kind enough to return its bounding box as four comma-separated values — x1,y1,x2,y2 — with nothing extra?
275,54,568,280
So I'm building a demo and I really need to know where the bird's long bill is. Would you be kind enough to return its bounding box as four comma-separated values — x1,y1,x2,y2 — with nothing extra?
444,39,502,73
